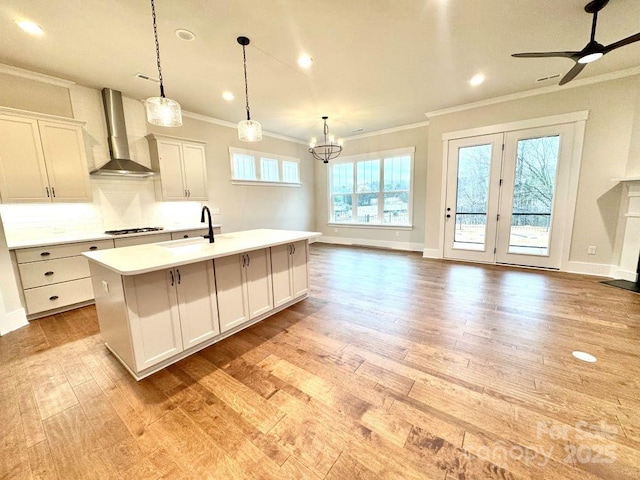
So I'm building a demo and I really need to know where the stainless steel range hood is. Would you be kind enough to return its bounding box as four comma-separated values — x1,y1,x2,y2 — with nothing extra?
90,88,155,177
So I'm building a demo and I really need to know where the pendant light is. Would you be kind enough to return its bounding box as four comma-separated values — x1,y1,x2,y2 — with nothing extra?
237,36,262,142
309,116,343,164
144,0,182,127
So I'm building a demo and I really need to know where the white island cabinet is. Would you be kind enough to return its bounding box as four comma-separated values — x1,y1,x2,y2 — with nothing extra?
84,229,320,380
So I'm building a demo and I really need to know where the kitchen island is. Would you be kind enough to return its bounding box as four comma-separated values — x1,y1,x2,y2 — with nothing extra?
84,229,320,380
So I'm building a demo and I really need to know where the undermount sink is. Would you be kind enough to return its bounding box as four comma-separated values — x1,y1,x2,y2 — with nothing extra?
157,237,209,249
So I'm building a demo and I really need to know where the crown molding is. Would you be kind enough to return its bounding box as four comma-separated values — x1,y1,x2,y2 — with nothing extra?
425,66,640,119
0,63,76,88
181,110,308,145
344,121,429,141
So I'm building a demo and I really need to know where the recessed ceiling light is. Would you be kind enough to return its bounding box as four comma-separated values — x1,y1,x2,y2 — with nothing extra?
297,54,313,69
222,91,234,101
175,29,196,41
15,20,44,36
469,74,485,86
572,351,597,363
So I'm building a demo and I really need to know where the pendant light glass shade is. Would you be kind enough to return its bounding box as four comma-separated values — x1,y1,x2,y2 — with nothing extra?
145,96,182,127
238,119,262,142
145,0,182,128
237,36,261,142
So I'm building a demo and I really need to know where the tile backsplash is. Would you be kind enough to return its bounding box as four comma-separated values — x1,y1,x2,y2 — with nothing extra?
0,178,204,243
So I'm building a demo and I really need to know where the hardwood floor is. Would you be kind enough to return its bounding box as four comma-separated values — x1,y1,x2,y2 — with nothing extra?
1,243,640,479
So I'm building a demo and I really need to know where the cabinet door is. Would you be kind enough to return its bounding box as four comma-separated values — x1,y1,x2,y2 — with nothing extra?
245,248,274,319
157,140,186,200
124,270,183,370
38,121,92,202
214,254,249,333
182,143,208,200
271,243,293,307
291,240,309,298
0,115,49,202
175,262,220,349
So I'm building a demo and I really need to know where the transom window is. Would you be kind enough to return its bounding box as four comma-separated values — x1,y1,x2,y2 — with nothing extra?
329,147,414,226
229,147,300,186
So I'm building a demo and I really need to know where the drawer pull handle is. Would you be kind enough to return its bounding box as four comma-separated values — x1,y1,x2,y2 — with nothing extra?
44,271,54,276
183,235,189,238
49,295,59,301
40,252,51,257
89,246,98,250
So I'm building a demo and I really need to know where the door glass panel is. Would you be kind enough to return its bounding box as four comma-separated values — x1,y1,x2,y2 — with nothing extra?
454,144,492,251
508,135,559,255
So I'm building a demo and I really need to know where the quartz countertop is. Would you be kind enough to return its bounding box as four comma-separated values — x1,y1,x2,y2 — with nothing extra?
7,224,222,250
83,229,321,276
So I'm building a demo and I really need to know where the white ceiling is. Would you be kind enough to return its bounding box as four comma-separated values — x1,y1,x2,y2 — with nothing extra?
1,0,639,140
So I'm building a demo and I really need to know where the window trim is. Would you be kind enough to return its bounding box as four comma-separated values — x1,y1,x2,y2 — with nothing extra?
229,147,301,186
327,146,415,228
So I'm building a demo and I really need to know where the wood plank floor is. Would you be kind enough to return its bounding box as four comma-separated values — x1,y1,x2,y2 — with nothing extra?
1,243,640,479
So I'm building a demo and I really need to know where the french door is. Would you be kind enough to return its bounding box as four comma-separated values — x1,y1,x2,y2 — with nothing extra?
443,124,575,269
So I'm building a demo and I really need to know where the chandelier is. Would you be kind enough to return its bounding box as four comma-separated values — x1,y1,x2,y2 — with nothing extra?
237,36,262,142
309,116,343,164
144,0,182,127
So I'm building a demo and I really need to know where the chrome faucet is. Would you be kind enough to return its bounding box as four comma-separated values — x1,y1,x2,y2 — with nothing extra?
200,206,215,243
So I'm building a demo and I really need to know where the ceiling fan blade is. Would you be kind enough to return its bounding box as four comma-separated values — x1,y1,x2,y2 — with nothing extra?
512,51,579,59
604,32,640,53
559,63,587,85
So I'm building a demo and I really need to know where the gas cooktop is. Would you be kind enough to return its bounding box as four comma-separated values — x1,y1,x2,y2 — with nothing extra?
104,227,164,236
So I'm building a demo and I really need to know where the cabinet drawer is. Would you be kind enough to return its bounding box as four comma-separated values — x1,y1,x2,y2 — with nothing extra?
114,233,171,248
16,239,114,263
19,256,90,289
24,277,94,315
170,229,208,240
170,227,221,240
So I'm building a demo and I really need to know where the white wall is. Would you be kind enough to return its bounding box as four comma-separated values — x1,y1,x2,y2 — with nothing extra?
0,212,26,335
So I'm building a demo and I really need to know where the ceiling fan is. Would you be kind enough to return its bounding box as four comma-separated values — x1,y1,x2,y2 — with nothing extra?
512,0,640,85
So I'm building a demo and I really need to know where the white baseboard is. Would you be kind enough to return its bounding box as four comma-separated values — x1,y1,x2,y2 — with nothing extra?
316,236,423,252
422,248,443,259
609,267,638,282
0,307,28,336
564,261,615,277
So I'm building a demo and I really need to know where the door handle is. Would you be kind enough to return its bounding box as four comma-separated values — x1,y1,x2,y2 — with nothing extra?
40,252,50,257
44,271,54,276
292,244,296,254
177,269,181,284
89,246,98,250
246,254,250,266
49,295,59,301
170,270,175,286
51,187,56,198
242,254,246,267
45,187,50,198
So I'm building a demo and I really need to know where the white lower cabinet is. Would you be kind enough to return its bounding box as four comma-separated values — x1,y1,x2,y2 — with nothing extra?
214,248,273,333
271,240,309,307
123,261,219,370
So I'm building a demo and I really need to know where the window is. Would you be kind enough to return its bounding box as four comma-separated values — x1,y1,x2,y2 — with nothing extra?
229,147,300,186
329,147,414,226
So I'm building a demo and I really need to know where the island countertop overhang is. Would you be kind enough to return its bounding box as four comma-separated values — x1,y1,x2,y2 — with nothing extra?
83,228,321,276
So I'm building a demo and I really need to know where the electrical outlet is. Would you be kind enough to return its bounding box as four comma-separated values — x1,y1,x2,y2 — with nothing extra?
212,208,221,215
395,231,400,237
101,280,109,293
587,246,597,255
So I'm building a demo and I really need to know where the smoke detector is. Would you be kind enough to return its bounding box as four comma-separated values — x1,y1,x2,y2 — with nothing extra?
175,29,196,41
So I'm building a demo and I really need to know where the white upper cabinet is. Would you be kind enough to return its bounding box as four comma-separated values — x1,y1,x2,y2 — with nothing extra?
147,134,208,202
0,112,91,203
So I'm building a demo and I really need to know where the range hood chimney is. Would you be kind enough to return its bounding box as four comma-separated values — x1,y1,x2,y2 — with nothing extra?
90,88,155,177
